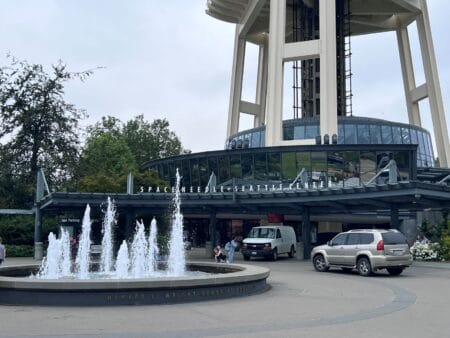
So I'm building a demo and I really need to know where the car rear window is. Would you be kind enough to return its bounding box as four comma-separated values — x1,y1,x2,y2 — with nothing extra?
382,232,407,244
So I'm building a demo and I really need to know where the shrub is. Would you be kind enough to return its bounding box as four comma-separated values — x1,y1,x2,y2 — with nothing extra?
4,244,34,257
439,235,450,261
410,242,441,261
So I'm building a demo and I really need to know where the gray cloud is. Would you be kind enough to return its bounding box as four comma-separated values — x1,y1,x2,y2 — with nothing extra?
0,0,448,155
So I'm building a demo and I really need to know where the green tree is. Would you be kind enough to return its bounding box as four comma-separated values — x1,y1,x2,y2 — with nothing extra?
0,56,93,206
76,133,137,193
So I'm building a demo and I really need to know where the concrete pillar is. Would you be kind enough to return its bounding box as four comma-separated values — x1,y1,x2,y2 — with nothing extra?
265,0,286,146
34,205,43,260
319,0,338,141
255,41,268,128
416,0,450,167
207,211,217,257
302,207,311,260
227,25,246,138
391,205,400,230
396,26,422,126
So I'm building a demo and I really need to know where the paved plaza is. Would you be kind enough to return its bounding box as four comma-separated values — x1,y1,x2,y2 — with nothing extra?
1,252,449,338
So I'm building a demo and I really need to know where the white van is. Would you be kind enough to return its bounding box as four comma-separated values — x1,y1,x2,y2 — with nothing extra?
241,225,297,261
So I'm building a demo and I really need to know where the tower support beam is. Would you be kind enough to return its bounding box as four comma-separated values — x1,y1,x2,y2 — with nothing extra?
227,25,246,138
416,0,450,167
255,41,268,127
396,26,422,126
319,0,338,141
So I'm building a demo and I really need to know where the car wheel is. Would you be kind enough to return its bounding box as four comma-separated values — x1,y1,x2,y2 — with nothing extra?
313,254,329,272
386,267,404,276
288,245,295,258
271,248,278,261
357,257,372,277
243,255,250,261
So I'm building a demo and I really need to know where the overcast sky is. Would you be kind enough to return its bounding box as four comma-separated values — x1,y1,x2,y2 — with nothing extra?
0,0,449,154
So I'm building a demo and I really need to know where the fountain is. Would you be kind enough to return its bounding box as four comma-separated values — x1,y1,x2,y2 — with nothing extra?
0,169,270,305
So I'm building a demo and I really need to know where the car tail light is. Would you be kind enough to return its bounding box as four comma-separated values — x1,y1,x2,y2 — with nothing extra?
376,240,384,251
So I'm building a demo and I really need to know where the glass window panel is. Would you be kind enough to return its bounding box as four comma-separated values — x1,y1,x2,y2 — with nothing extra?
305,124,319,139
343,151,360,187
283,126,294,140
370,124,382,144
251,131,261,148
392,126,402,144
181,160,191,187
296,152,311,173
376,152,393,184
254,153,267,180
241,154,254,180
311,152,327,187
338,124,345,144
294,125,305,139
328,151,344,187
401,127,411,144
381,125,393,144
230,155,242,179
198,157,209,187
261,130,265,146
282,152,297,181
208,157,218,177
360,151,376,183
410,128,419,145
218,156,230,184
190,159,200,187
418,131,426,157
357,124,370,144
344,124,357,144
267,153,281,180
394,151,411,181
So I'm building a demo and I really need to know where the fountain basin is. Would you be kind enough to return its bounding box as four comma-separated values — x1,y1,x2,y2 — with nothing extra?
0,262,270,306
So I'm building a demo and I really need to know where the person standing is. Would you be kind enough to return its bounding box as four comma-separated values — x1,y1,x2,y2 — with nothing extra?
226,236,239,264
0,237,5,266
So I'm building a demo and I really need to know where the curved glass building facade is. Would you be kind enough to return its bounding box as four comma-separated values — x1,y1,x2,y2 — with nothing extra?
226,116,434,167
143,144,416,189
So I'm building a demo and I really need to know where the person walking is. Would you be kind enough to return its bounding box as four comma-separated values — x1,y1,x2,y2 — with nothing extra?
226,236,239,264
0,237,6,266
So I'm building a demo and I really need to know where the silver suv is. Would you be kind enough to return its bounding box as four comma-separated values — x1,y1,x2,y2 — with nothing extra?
311,229,412,276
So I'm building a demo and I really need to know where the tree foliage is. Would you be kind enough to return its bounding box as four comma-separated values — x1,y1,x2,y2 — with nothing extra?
75,115,185,193
0,56,93,206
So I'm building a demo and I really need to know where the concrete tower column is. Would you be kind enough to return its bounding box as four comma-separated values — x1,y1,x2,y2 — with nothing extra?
227,25,246,138
416,0,450,167
255,41,268,128
265,0,285,146
319,0,338,141
396,26,422,127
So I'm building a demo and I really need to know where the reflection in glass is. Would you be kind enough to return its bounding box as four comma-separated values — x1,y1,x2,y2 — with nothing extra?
182,160,191,187
198,157,209,187
394,151,410,181
282,152,296,181
254,153,267,180
242,154,254,179
190,159,200,186
381,125,393,144
401,127,410,144
370,125,382,144
344,124,357,144
360,151,376,183
218,156,230,184
311,152,327,187
392,126,402,144
305,125,319,139
294,125,305,139
283,126,294,140
251,131,261,148
357,124,370,144
343,151,360,186
230,155,242,179
327,151,344,187
338,124,345,144
267,153,281,180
